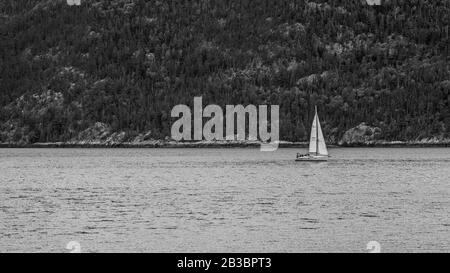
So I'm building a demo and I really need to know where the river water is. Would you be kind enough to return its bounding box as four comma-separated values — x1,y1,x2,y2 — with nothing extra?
0,148,449,252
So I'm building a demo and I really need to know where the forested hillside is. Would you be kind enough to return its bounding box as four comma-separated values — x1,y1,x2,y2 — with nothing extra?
1,0,449,144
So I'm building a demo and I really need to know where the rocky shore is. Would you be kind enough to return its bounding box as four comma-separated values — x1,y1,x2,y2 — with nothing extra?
1,122,449,148
338,123,450,147
1,139,449,149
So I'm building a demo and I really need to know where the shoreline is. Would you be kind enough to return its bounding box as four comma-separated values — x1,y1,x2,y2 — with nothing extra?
1,141,449,148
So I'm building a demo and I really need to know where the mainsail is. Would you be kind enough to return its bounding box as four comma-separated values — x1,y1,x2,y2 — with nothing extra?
308,107,328,156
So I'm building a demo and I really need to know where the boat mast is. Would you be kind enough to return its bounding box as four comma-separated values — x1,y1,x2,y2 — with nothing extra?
315,106,318,156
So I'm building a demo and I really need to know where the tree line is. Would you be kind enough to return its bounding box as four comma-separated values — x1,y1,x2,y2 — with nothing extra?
0,0,449,143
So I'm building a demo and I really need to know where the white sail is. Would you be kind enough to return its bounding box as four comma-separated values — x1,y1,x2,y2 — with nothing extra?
308,113,318,154
308,108,328,156
316,117,328,156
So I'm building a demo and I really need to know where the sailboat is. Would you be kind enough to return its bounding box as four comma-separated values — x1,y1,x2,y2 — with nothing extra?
296,106,329,162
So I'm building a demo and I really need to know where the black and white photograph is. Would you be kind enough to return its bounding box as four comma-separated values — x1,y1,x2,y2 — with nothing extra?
0,0,449,259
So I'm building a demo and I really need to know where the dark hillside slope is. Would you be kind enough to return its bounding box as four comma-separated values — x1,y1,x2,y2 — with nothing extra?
0,0,449,144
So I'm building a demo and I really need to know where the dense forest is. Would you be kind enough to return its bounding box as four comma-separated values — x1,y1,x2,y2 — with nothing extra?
0,0,449,144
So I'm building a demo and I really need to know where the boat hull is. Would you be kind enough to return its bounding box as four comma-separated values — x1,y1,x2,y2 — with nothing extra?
295,156,328,162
